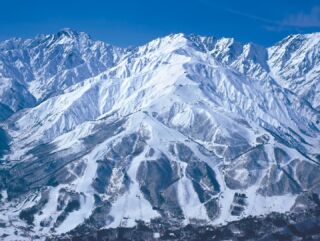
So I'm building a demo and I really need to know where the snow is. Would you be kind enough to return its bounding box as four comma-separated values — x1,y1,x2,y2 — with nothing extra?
177,163,209,222
108,149,160,228
0,30,319,238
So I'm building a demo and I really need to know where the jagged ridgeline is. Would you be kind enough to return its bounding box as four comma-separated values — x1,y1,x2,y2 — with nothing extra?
0,29,319,240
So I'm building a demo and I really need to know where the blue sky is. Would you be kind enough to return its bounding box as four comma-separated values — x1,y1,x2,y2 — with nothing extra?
0,0,319,47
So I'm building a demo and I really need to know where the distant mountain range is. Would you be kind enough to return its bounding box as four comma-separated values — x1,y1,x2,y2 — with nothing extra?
0,29,319,240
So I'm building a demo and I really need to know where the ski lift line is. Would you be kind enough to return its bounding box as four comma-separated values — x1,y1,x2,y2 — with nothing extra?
296,150,320,166
136,194,143,220
280,167,303,191
229,142,270,162
119,191,130,227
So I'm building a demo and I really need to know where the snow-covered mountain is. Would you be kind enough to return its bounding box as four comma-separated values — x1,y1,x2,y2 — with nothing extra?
268,33,320,110
0,30,319,240
0,29,124,116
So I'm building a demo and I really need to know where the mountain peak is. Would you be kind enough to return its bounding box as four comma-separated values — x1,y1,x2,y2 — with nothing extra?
50,28,92,44
56,28,81,38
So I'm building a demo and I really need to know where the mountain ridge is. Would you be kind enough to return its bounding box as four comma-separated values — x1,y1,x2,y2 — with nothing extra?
0,30,319,111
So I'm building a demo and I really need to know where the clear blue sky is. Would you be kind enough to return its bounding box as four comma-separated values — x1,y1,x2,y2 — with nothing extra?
0,0,319,47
